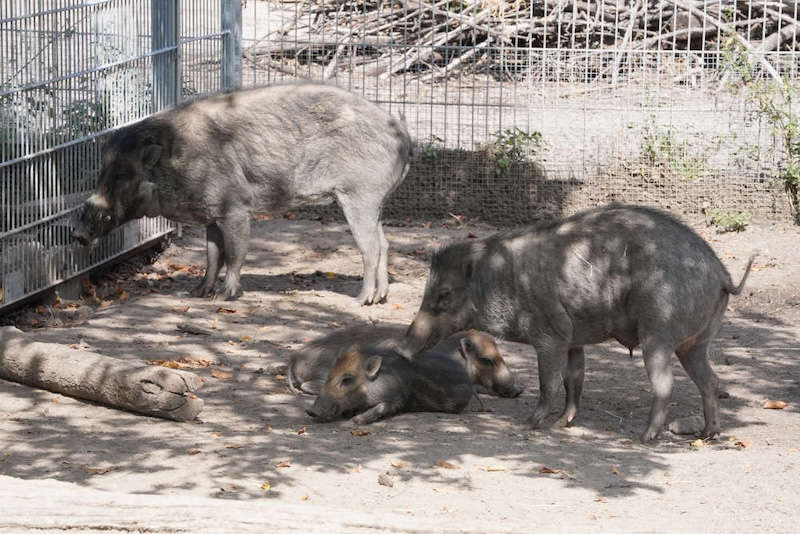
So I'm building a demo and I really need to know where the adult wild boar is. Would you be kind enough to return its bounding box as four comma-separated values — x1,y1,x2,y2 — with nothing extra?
287,325,521,398
404,205,754,442
305,346,474,424
71,83,411,303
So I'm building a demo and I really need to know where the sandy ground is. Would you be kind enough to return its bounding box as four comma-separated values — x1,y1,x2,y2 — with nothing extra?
1,215,799,532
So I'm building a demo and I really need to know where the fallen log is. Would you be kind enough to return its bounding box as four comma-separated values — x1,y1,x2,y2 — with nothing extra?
0,326,204,421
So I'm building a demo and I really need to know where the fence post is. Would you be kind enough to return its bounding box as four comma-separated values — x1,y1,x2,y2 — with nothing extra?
221,0,243,90
151,0,179,111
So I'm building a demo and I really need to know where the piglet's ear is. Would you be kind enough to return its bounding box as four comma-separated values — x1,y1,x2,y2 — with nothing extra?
141,144,162,170
458,338,473,362
365,355,383,381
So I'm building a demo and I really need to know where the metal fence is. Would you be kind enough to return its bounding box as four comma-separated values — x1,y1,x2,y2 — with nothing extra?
0,1,238,310
240,0,800,224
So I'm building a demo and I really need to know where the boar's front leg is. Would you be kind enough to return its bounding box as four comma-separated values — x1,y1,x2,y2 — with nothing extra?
640,339,675,442
215,212,251,300
526,340,570,429
191,223,225,297
351,400,403,425
554,347,585,427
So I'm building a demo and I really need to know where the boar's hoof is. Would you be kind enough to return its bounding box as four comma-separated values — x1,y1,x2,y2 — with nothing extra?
190,284,215,298
525,412,547,430
639,427,662,443
215,288,242,301
698,427,720,440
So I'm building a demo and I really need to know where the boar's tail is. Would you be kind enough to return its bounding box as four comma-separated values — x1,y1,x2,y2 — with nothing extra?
286,356,302,395
725,254,756,295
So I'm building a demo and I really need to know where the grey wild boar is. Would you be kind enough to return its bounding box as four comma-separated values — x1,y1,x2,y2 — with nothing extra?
305,346,474,424
404,204,754,442
71,83,411,304
288,325,521,398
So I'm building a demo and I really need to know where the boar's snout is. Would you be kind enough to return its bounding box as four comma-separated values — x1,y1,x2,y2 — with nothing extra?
70,228,92,246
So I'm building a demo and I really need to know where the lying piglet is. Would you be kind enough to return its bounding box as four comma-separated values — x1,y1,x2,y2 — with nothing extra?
288,325,521,399
306,346,473,424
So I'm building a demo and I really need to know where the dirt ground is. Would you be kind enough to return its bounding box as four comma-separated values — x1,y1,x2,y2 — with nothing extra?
1,215,799,532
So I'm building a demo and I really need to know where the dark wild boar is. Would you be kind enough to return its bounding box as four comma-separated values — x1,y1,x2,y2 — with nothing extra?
404,205,754,442
71,83,411,304
306,346,474,424
288,325,521,398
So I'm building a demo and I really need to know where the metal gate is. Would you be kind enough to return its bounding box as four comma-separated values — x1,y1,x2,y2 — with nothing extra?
0,0,242,310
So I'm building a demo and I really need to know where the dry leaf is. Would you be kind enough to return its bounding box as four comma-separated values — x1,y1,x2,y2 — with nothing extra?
186,449,202,455
69,343,80,350
436,460,459,469
99,299,113,308
481,465,506,472
391,460,410,469
352,464,363,473
325,271,336,279
392,303,403,310
211,369,232,380
118,289,129,301
763,400,788,410
610,465,623,476
734,440,751,449
171,305,190,313
301,494,309,501
275,460,292,468
187,393,197,399
690,439,706,449
212,432,221,438
378,472,394,487
241,335,253,342
297,427,307,435
539,467,560,474
225,444,243,449
253,213,273,221
82,466,113,475
261,482,271,491
351,428,371,437
594,496,608,503
216,307,237,314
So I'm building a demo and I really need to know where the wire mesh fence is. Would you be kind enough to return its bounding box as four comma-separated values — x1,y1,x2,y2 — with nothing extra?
240,0,800,224
2,1,799,308
0,0,231,310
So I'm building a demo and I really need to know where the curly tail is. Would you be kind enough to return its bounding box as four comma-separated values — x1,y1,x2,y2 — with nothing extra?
726,254,756,295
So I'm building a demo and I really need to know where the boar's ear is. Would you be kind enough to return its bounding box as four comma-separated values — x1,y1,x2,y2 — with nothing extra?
141,144,162,170
365,355,383,381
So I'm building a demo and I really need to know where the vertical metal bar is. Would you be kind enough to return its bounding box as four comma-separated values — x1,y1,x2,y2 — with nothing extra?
221,0,242,90
152,0,177,111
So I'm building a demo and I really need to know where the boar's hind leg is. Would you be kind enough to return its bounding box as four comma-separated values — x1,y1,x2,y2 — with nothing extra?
216,213,251,300
376,226,390,302
555,347,585,428
191,223,225,297
640,340,676,442
526,342,569,429
676,339,721,439
337,195,383,305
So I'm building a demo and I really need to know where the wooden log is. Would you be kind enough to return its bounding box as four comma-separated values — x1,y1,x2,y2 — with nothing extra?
0,326,204,421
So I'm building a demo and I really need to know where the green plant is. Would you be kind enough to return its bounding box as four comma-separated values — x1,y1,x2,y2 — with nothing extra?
708,209,750,233
723,37,800,223
422,134,444,159
487,127,545,176
640,119,710,181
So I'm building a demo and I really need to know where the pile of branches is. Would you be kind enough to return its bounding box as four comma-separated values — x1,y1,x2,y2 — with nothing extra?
243,0,800,82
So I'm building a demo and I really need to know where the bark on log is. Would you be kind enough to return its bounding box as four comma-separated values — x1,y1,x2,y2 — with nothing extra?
0,326,204,421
